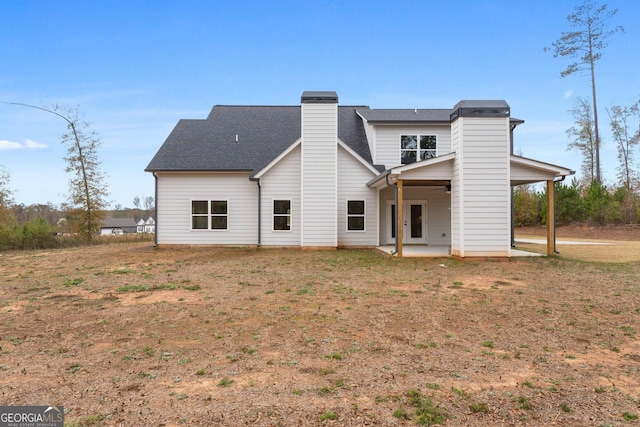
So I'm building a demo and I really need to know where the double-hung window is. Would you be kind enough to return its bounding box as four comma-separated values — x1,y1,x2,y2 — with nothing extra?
400,135,437,164
273,200,291,231
347,200,365,231
191,200,228,230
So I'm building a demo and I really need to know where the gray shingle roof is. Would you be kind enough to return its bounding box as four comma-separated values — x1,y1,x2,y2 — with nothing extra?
452,100,509,110
101,218,137,228
145,105,373,173
357,108,452,123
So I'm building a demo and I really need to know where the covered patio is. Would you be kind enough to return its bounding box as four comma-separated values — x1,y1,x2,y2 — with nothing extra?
376,245,543,258
369,153,574,258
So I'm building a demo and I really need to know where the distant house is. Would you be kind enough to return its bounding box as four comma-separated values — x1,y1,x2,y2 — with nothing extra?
145,91,573,257
100,218,137,235
137,217,156,233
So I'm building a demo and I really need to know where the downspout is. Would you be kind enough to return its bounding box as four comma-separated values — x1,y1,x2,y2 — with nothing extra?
152,172,158,247
250,177,261,247
386,173,398,255
552,175,566,254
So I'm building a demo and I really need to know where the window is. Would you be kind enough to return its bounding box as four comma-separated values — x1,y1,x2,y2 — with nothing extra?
191,200,227,230
347,200,365,231
273,200,291,231
400,135,437,164
210,200,228,229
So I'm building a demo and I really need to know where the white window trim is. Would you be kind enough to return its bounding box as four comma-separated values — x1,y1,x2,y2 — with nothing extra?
272,199,292,232
400,134,437,164
346,199,366,232
190,199,229,231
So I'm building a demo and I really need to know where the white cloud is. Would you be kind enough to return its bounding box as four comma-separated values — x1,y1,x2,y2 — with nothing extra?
24,139,48,149
0,139,47,151
563,90,573,99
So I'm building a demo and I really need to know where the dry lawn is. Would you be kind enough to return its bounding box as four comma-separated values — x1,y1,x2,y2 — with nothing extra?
0,226,639,426
516,224,640,263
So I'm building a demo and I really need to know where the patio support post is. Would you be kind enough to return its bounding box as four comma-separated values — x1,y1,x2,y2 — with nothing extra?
546,180,555,256
397,179,403,257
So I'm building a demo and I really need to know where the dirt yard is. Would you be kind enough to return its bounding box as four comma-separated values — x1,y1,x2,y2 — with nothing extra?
0,226,639,426
515,224,640,263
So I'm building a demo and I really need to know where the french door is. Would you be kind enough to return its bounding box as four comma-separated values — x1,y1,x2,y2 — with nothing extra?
386,200,427,244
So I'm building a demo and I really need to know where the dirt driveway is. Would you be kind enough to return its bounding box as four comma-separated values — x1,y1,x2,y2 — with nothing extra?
0,226,639,426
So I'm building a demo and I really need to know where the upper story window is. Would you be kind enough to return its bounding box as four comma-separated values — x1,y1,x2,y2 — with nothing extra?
191,200,228,230
400,135,437,164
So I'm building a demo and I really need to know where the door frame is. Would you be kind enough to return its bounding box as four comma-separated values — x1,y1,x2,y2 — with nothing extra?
386,200,428,245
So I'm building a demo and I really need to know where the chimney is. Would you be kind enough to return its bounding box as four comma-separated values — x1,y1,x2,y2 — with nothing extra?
300,91,338,247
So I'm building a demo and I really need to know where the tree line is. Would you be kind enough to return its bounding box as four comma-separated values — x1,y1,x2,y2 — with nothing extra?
515,178,638,227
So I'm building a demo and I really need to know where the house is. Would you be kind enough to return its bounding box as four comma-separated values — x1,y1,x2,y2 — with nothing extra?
136,217,156,233
99,218,138,235
145,91,573,257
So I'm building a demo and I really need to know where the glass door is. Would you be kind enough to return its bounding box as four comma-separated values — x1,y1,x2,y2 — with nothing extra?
387,201,427,244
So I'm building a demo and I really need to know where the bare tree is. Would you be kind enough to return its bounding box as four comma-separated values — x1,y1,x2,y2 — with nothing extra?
143,196,154,212
56,105,109,240
545,0,623,183
567,97,597,184
0,165,16,226
0,165,13,208
133,196,141,210
607,101,639,191
3,102,109,240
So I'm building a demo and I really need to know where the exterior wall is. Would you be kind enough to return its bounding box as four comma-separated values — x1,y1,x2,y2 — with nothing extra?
301,101,338,246
378,186,451,246
371,125,452,167
260,145,302,246
361,119,376,164
450,117,511,257
337,145,378,247
426,190,452,246
155,172,258,245
450,119,461,254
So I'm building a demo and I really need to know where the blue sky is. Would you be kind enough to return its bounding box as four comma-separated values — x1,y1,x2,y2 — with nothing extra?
1,0,638,208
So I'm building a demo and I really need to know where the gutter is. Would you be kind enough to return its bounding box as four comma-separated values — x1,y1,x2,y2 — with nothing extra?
249,177,261,247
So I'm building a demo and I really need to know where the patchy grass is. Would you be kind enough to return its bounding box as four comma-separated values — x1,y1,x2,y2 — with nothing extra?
0,238,639,426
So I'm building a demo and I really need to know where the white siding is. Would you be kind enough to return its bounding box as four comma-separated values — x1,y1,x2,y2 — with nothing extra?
371,125,452,167
451,117,511,257
425,191,452,246
260,145,302,246
301,102,337,246
450,119,462,255
337,145,378,247
156,172,258,245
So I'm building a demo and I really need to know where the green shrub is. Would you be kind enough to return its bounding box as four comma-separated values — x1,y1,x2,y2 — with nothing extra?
0,219,58,250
